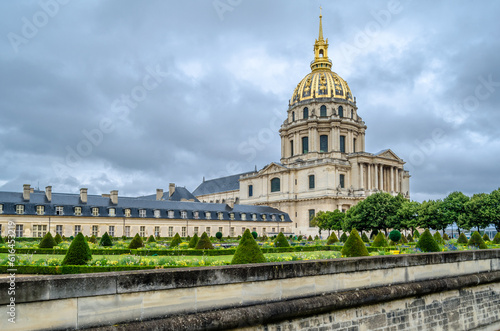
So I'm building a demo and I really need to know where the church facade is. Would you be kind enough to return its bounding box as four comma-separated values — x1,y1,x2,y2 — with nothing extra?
193,13,410,236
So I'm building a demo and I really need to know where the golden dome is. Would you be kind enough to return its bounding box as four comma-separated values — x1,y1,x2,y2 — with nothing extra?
290,70,354,106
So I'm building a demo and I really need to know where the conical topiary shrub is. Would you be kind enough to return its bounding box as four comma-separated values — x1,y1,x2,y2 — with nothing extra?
129,233,144,249
371,232,388,248
400,234,408,244
414,231,420,239
339,232,348,243
39,232,57,248
170,233,182,248
195,232,214,249
407,233,414,242
0,236,4,244
147,235,156,243
54,233,63,244
274,232,290,248
433,232,444,245
416,229,440,252
231,229,266,265
89,235,97,244
457,232,468,244
62,233,92,265
389,230,402,243
341,229,370,257
99,232,113,247
307,235,313,241
482,233,490,242
361,232,370,243
326,232,339,245
468,231,487,249
443,233,450,241
189,233,199,248
370,229,379,240
493,232,500,244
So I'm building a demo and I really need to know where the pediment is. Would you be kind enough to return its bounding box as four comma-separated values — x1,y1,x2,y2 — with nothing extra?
376,149,402,162
259,162,288,175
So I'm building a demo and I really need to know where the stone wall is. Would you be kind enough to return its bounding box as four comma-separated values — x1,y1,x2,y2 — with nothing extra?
1,250,500,330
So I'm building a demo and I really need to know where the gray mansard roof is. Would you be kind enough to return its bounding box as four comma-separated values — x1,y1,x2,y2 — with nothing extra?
0,190,291,222
192,171,256,196
138,187,200,202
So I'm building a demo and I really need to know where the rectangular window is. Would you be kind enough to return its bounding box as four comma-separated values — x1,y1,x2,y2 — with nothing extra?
194,227,199,235
353,138,356,153
168,226,173,237
230,213,235,220
320,135,328,152
33,225,47,238
248,185,253,197
140,226,145,237
74,225,81,237
74,206,82,216
242,227,246,234
280,228,284,233
206,227,210,236
218,212,223,220
155,226,160,237
56,225,63,236
16,205,24,215
230,227,235,237
340,174,345,188
168,210,174,218
108,208,116,217
218,227,223,234
125,209,131,217
55,206,64,215
263,228,266,235
340,135,346,153
92,225,98,237
302,136,309,154
92,207,99,216
0,204,3,214
272,215,276,221
272,227,275,233
139,209,146,218
252,213,257,221
241,213,246,221
309,209,316,227
125,226,130,237
252,227,256,232
16,225,23,237
36,205,45,215
309,175,315,189
290,140,294,156
181,226,186,237
154,210,160,218
181,211,187,219
109,225,115,237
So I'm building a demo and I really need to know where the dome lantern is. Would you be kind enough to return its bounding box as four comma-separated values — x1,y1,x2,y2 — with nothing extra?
311,7,332,72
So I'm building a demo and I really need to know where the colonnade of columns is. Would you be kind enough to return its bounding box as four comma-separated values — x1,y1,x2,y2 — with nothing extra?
358,163,402,193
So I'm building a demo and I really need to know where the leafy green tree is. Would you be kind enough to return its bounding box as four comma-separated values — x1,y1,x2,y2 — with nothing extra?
39,232,57,248
231,229,266,265
170,233,182,247
489,188,500,232
274,232,290,247
416,229,440,252
189,233,199,248
443,191,469,235
397,200,421,236
195,232,214,249
462,193,491,232
129,233,144,249
311,210,345,236
99,232,113,246
62,233,92,265
418,199,449,233
341,229,369,257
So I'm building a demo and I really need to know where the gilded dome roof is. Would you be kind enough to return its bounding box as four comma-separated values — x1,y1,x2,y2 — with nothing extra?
290,70,354,106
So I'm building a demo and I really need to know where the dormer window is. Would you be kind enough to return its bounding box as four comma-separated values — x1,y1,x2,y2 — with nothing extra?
55,206,64,215
36,205,45,215
230,213,235,220
262,214,267,221
139,209,146,218
124,208,131,217
194,211,200,219
271,215,276,221
108,208,116,217
154,210,161,218
280,215,285,221
74,207,82,216
205,211,211,219
218,212,224,220
181,211,187,219
168,210,174,218
92,207,99,216
0,204,3,214
252,213,257,221
241,213,246,221
16,205,24,215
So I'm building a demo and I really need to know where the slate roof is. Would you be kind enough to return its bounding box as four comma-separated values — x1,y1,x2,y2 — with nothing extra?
192,171,256,196
0,190,291,222
139,187,200,202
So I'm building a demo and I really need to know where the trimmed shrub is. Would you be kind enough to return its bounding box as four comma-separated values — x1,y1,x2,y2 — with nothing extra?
407,233,414,242
0,236,4,244
433,232,444,245
170,233,182,248
314,235,319,240
147,235,156,243
189,233,199,248
361,232,370,243
443,233,450,241
216,232,223,241
54,233,63,244
62,233,92,265
307,235,313,241
274,232,290,248
297,235,303,241
457,232,468,244
99,232,113,247
251,231,258,239
371,232,388,248
416,229,440,252
195,232,214,249
493,232,500,244
370,229,379,240
341,229,370,257
339,232,348,243
400,234,408,244
389,230,402,243
414,231,420,239
468,231,487,249
327,232,339,245
128,233,144,249
231,229,266,265
88,235,97,244
261,235,268,242
483,233,490,242
39,232,57,249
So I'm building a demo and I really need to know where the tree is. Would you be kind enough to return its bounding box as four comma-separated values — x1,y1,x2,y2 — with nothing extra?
462,193,491,232
397,200,421,236
39,232,57,248
418,199,448,233
341,229,369,257
62,233,92,265
195,232,214,249
486,188,500,232
443,191,469,235
311,210,345,236
99,232,113,246
231,229,266,265
274,232,290,247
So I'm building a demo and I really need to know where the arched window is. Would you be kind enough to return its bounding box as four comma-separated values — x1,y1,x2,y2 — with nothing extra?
320,135,328,152
270,178,280,192
319,50,324,57
303,107,309,119
320,105,327,117
338,106,344,118
292,111,295,121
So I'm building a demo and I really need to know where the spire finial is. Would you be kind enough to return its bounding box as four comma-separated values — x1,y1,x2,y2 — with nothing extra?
318,6,323,41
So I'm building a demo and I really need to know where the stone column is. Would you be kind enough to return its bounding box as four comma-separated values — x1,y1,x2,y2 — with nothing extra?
390,167,394,192
379,165,384,191
359,163,364,189
374,164,378,190
367,164,371,190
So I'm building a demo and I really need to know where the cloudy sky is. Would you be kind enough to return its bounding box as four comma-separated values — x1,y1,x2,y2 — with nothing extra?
1,0,499,202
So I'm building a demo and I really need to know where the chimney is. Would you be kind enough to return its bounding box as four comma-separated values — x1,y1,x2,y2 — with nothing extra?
169,183,175,197
23,184,31,201
227,198,234,209
80,188,88,204
110,190,118,205
156,189,163,201
45,186,52,202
